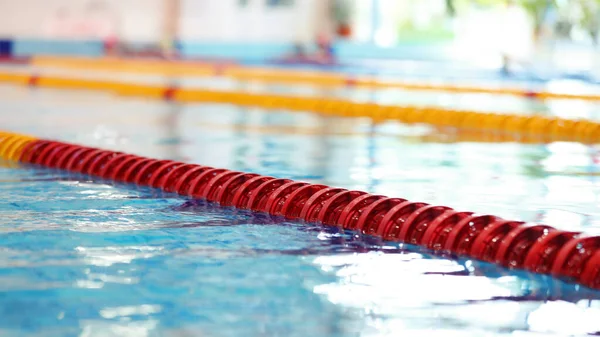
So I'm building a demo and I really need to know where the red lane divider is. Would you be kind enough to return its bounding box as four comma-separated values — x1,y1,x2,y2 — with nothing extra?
14,138,600,290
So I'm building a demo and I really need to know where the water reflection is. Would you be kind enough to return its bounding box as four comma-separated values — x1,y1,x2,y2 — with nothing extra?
311,251,600,335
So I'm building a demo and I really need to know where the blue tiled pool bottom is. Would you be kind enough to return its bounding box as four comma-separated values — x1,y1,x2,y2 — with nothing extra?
1,165,600,336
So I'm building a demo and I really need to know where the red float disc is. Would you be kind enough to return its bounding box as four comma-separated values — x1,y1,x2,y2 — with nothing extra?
64,148,96,172
54,146,90,170
120,158,153,183
158,164,199,193
172,166,212,195
96,153,131,178
265,182,309,216
247,178,293,212
67,149,106,173
16,140,39,163
551,236,600,281
355,198,407,234
470,220,523,262
90,152,126,177
20,140,52,164
299,187,347,223
32,142,65,165
15,140,39,164
134,160,174,186
76,150,110,174
44,144,78,168
444,215,500,255
231,176,275,209
216,173,260,206
338,194,386,230
523,231,579,274
202,170,242,202
421,211,474,251
495,224,553,269
398,205,452,245
317,190,367,226
280,184,328,219
377,202,429,240
85,151,123,176
108,155,143,181
147,162,183,188
187,168,228,198
580,250,600,290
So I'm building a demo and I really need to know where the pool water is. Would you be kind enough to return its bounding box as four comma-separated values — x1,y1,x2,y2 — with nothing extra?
1,77,600,336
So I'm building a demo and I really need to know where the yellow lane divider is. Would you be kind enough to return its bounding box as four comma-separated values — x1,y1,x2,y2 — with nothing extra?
31,55,600,101
0,72,599,144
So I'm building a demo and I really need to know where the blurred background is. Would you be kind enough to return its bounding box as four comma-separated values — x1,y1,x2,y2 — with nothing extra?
1,0,600,79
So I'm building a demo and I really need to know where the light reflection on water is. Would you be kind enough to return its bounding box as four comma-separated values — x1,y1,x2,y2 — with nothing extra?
0,86,599,336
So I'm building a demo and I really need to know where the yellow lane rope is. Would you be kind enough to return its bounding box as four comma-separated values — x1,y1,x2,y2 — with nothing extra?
0,72,598,144
30,55,600,101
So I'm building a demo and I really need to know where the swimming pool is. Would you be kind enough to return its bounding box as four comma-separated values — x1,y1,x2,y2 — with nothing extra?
1,66,600,336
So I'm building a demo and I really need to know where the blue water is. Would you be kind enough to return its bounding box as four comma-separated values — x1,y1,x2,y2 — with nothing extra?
1,84,600,336
2,165,599,337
